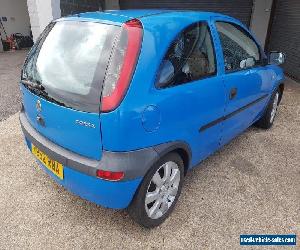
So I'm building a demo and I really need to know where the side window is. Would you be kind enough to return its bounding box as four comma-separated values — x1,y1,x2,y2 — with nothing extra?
156,22,216,88
216,22,261,72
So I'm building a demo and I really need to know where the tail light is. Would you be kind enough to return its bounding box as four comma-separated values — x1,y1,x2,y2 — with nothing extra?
101,19,143,112
96,169,125,181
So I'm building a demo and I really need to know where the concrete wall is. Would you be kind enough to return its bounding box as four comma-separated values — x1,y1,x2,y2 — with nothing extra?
0,0,31,37
27,0,61,41
27,0,119,41
250,0,273,48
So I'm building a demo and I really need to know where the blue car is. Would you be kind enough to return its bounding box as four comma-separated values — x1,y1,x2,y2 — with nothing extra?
20,10,285,227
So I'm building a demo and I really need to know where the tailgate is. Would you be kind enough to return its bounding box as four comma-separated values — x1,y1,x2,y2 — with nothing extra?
21,84,102,160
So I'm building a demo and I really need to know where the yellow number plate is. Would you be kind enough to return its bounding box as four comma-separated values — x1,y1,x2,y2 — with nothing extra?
32,144,64,180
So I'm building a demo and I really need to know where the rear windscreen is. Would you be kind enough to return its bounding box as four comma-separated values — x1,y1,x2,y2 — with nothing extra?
22,21,121,113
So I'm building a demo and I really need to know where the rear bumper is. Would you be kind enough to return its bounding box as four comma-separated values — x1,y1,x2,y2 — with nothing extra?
34,149,142,209
19,111,162,209
23,139,142,209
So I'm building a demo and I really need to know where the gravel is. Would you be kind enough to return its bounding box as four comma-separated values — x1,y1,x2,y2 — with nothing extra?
0,50,28,121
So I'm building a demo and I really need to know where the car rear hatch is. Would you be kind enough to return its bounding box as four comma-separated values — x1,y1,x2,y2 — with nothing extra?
20,19,135,160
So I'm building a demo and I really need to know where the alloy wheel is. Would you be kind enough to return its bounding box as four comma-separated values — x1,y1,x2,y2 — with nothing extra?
145,161,181,219
270,92,279,123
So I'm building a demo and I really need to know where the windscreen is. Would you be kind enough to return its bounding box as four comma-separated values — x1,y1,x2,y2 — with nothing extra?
22,21,121,113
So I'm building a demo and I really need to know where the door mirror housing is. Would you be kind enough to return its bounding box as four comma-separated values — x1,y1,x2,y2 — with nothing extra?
156,60,175,88
269,52,285,65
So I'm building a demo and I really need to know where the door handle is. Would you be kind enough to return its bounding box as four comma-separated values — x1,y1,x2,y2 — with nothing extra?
229,87,238,100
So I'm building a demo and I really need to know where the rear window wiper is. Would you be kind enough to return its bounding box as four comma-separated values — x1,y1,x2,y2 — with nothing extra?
22,79,45,90
22,79,67,108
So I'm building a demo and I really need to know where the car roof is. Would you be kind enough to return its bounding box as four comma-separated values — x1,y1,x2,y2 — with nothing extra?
59,9,231,26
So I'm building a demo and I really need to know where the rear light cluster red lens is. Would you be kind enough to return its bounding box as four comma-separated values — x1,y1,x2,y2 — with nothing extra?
96,169,125,181
101,19,143,112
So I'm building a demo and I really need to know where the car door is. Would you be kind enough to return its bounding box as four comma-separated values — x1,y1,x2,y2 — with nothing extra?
155,21,225,166
213,19,272,146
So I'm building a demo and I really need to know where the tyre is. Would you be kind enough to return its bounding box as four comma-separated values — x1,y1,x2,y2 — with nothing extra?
128,152,184,228
254,88,281,129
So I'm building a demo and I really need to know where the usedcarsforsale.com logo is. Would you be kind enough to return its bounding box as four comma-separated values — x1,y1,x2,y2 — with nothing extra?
240,235,296,246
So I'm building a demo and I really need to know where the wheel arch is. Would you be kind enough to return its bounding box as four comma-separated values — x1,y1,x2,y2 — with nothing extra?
153,141,192,175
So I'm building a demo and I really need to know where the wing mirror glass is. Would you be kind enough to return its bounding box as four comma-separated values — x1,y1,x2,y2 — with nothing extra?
269,52,285,65
156,60,175,88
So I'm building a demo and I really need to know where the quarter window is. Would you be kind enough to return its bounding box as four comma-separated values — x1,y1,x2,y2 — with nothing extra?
156,22,216,88
216,22,261,72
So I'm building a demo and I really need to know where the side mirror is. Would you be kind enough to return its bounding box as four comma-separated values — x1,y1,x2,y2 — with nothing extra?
269,52,286,65
156,60,175,88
